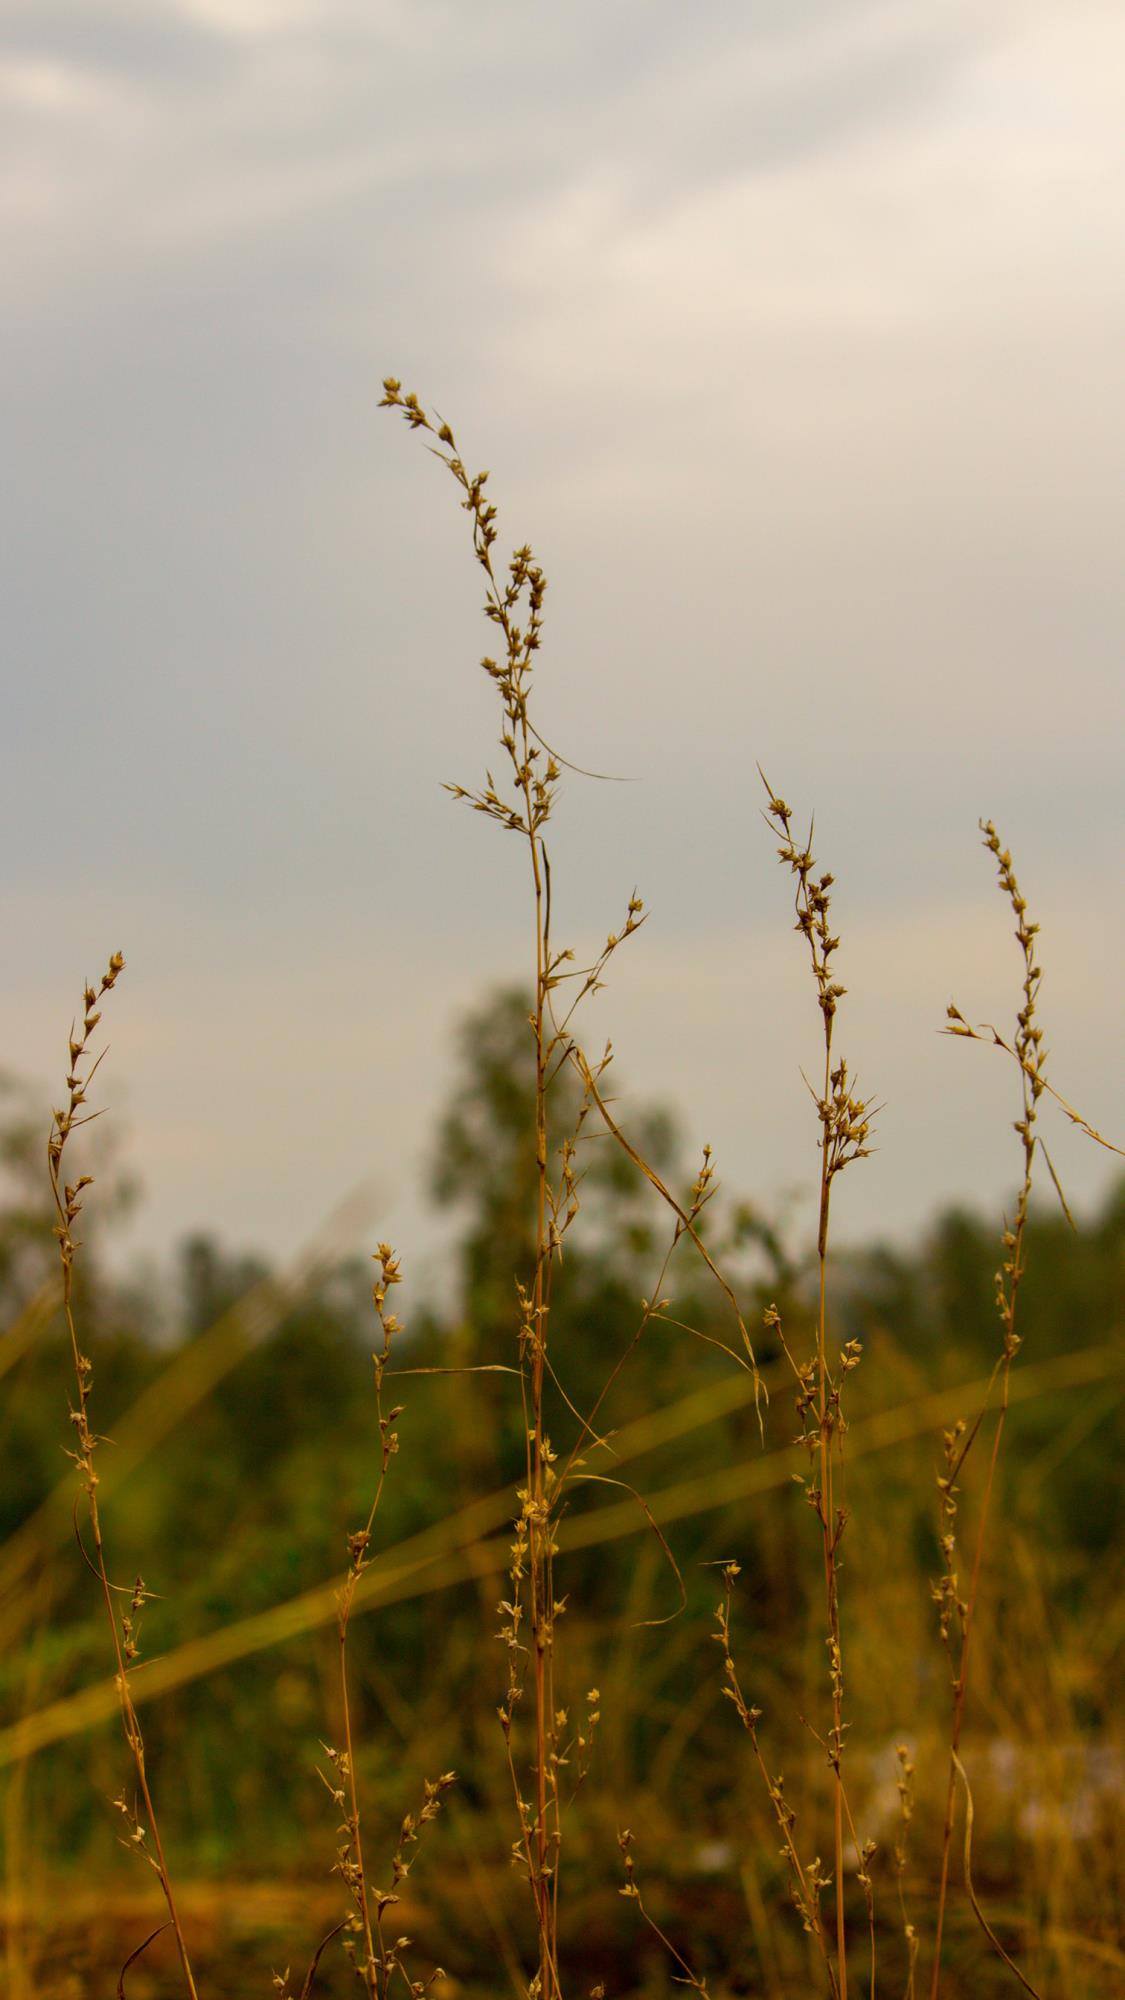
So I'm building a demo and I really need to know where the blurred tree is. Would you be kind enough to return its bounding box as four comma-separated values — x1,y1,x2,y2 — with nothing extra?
431,985,680,1350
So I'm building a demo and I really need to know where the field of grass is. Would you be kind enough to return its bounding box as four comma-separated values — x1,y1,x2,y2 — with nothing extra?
1,386,1121,1999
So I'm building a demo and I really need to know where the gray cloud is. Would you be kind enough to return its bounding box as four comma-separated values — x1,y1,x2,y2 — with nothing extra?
3,0,1121,1273
0,1,234,84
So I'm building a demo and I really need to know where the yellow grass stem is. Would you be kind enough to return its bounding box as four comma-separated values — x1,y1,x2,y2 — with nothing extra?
4,1338,1119,1771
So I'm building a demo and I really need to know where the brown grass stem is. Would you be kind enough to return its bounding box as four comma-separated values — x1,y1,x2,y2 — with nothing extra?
47,955,200,2000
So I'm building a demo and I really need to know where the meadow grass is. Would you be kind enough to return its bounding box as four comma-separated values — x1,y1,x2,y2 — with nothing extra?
16,383,1121,1999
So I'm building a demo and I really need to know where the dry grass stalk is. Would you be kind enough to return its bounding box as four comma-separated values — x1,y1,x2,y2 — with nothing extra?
930,824,1119,1997
930,825,1045,1995
893,1745,919,2000
47,954,200,1999
379,378,766,1997
617,1826,711,1997
741,776,878,2000
714,1564,839,1990
379,377,575,1998
310,1244,454,2000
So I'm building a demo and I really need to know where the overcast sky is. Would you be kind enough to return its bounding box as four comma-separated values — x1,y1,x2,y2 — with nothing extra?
3,0,1122,1293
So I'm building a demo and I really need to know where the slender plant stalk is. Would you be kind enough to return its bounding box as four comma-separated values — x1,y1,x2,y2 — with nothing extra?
380,377,566,1994
929,825,1044,1997
930,835,1123,1993
529,797,556,1988
328,1244,402,1991
619,1827,712,1996
379,379,761,1998
816,1076,848,2000
894,1745,920,1999
756,777,878,2000
47,955,200,2000
318,1244,454,2000
715,1570,840,1997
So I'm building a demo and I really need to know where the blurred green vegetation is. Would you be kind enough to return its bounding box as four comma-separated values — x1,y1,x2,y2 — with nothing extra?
0,994,1122,1998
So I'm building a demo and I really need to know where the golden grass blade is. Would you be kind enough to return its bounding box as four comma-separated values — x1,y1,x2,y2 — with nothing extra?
0,1282,60,1389
565,1471,686,1626
117,1922,173,1998
3,1338,1120,1769
298,1920,348,1999
0,1188,374,1628
953,1752,1043,1999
